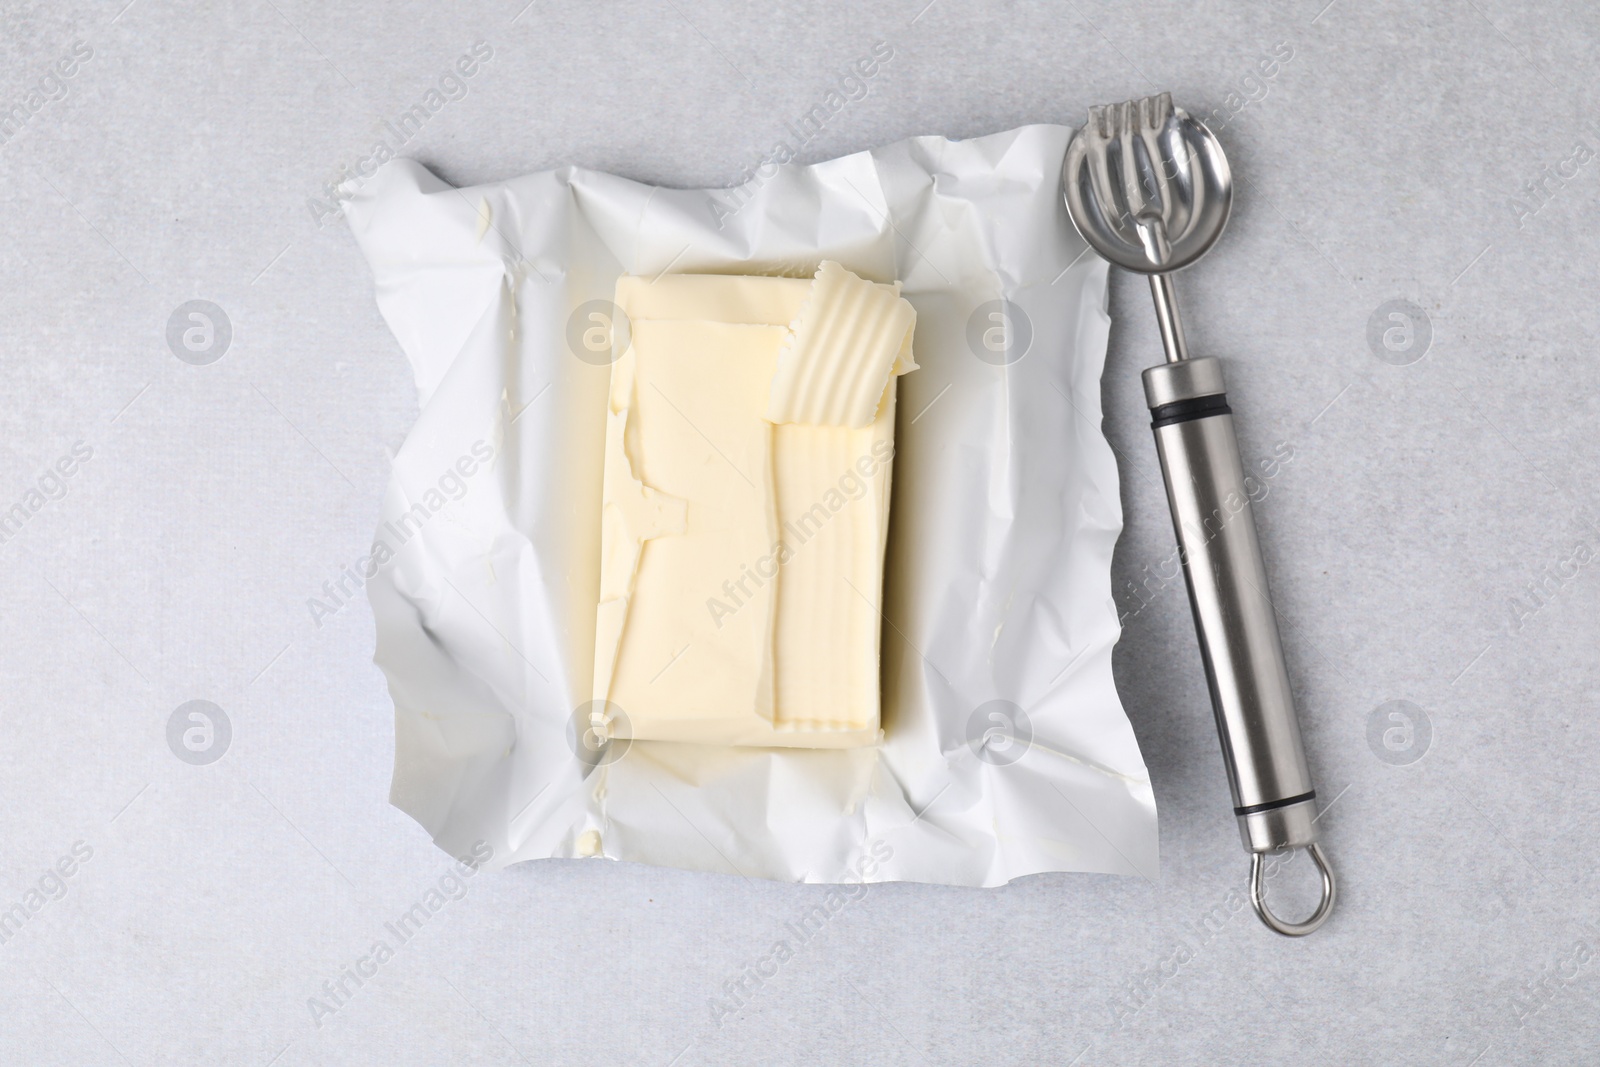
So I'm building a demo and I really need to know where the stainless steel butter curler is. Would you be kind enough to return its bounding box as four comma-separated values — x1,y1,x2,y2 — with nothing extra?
1061,92,1335,936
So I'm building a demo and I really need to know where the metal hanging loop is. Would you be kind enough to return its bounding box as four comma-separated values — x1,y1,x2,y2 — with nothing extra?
1249,842,1336,937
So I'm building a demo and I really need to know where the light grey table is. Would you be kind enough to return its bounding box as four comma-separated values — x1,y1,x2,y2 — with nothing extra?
2,1,1596,1063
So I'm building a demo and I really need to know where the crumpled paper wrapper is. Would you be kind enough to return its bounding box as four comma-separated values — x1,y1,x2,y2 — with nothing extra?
343,123,1157,886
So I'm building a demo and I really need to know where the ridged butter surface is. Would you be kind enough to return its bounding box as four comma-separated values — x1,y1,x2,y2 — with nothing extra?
593,265,916,748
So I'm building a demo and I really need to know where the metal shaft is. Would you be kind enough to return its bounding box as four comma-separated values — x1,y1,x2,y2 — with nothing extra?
1148,272,1188,362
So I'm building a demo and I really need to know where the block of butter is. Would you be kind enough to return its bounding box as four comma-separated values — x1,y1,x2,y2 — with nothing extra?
592,262,917,748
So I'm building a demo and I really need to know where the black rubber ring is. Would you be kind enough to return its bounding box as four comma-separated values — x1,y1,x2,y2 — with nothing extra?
1150,392,1231,429
1233,790,1317,817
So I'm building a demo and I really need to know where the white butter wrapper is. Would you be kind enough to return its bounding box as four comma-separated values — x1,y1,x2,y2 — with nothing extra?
343,124,1157,886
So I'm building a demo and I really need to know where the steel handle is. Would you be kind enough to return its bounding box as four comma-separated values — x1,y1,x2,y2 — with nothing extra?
1141,357,1323,854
